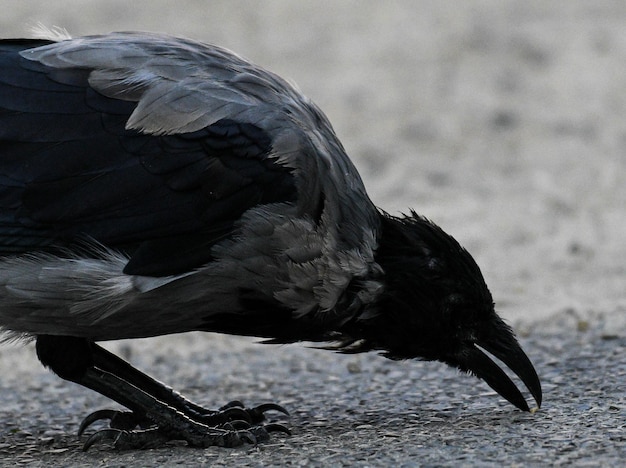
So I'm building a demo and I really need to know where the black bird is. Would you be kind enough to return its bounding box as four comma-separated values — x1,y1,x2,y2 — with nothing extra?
0,32,541,450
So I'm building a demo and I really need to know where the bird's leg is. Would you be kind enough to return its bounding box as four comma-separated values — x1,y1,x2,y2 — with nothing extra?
78,367,256,449
35,335,289,450
89,343,287,426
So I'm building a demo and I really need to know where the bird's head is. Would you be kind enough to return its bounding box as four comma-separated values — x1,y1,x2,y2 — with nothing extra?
359,212,542,411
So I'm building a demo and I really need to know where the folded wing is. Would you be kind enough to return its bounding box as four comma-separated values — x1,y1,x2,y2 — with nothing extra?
0,34,378,278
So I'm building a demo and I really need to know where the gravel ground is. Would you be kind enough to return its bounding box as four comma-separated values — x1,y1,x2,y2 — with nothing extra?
0,1,625,466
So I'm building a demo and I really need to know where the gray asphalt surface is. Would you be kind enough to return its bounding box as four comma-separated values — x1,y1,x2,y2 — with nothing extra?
0,1,625,466
0,329,624,466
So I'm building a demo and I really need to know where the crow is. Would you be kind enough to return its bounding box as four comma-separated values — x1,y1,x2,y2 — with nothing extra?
0,32,541,450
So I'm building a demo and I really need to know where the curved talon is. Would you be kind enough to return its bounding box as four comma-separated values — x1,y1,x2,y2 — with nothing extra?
220,406,252,423
78,409,150,436
82,428,123,451
252,403,290,417
78,409,119,437
244,402,290,424
264,422,292,436
219,400,245,411
228,419,253,430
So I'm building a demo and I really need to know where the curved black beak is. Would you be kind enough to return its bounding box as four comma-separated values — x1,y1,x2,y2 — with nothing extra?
465,334,542,412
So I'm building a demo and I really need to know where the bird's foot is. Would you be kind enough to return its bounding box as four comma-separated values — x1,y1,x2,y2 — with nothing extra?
213,400,290,425
78,401,290,450
82,422,282,450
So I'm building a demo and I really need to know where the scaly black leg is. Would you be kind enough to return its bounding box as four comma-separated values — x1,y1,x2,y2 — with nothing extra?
88,343,288,426
35,335,289,450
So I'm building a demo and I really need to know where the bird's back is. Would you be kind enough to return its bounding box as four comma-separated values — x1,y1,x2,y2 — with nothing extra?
0,33,382,342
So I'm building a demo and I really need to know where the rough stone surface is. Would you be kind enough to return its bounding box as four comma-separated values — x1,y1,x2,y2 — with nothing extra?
0,331,624,466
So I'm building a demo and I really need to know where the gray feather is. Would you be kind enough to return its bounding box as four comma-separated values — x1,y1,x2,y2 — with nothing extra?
2,32,383,340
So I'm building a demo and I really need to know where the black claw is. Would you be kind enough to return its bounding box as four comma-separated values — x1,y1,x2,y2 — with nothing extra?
78,409,151,436
82,428,123,451
244,402,290,424
253,403,290,417
199,401,290,425
220,406,253,423
219,400,245,411
228,419,253,430
263,422,292,436
78,409,118,437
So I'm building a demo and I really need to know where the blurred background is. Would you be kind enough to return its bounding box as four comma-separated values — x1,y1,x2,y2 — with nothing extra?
1,0,624,329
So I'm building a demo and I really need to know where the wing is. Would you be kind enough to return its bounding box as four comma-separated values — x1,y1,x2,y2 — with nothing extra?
1,35,363,276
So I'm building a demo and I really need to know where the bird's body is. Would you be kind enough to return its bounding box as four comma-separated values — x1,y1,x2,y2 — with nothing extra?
0,32,541,450
0,34,382,344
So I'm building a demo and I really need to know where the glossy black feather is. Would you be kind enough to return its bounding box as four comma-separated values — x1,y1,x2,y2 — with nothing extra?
0,41,296,275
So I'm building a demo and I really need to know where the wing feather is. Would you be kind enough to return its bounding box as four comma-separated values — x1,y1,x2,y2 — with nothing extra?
16,32,379,244
0,32,383,339
1,38,299,275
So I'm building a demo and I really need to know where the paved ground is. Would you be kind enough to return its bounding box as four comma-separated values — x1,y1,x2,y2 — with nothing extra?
0,1,624,466
0,329,624,466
